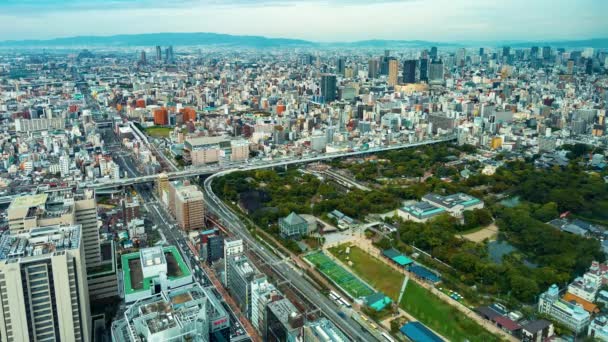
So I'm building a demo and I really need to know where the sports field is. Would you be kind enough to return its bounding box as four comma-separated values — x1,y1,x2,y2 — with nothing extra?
329,245,403,299
144,126,173,138
328,244,500,342
304,251,374,298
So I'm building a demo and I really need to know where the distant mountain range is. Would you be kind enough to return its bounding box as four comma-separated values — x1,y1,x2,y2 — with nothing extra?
1,32,607,49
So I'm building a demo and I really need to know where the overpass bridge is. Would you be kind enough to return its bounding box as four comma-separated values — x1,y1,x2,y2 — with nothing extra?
0,135,456,204
86,135,456,190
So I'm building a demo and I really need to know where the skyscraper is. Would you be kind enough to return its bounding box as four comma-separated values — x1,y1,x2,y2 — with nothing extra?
139,50,146,64
368,59,378,79
502,46,511,58
479,47,485,56
336,57,346,75
320,74,337,103
165,46,174,63
430,46,438,60
531,46,539,59
155,45,162,61
542,46,552,60
402,60,417,84
429,59,444,84
419,58,429,82
0,224,91,341
388,59,399,86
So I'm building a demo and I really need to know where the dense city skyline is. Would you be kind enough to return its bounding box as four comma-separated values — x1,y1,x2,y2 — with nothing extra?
0,0,607,42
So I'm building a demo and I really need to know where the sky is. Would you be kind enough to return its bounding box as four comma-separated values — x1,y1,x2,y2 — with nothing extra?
0,0,606,42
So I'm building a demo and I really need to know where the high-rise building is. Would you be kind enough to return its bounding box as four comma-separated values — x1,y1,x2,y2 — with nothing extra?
7,190,101,268
165,46,174,63
429,59,445,84
223,238,244,284
456,48,466,66
266,298,304,342
175,185,205,231
430,46,438,60
154,107,169,125
479,47,485,56
388,59,399,86
251,276,280,334
542,46,552,60
0,224,91,342
303,318,349,342
227,254,260,318
402,60,417,84
320,74,337,103
531,46,539,58
336,57,346,75
112,283,230,342
502,46,511,58
368,59,378,79
155,45,162,61
419,58,429,82
59,154,70,177
139,50,146,64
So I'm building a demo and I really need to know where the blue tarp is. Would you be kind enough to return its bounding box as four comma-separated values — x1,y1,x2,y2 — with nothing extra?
410,265,441,283
400,322,443,342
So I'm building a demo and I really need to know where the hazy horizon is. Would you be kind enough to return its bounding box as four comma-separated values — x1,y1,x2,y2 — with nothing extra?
0,0,606,42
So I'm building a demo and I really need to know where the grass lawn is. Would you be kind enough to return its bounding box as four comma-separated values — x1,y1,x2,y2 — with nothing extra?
145,126,173,138
328,244,500,342
402,281,499,342
329,245,403,299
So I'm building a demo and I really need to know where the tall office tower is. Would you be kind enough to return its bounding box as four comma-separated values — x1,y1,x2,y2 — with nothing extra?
402,59,417,84
384,49,390,57
419,58,429,82
368,59,378,78
585,58,593,75
542,46,552,60
175,185,205,231
429,59,445,84
320,74,337,103
0,224,91,342
155,45,162,61
388,59,399,86
430,46,438,60
479,47,485,56
139,50,146,64
456,48,466,66
531,46,539,58
336,57,346,75
165,45,174,63
502,46,511,58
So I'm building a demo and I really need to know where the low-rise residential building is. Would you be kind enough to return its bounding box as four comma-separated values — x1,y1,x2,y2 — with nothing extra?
521,319,554,342
538,284,590,334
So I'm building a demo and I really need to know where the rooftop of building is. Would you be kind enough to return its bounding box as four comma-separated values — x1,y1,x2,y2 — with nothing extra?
113,283,221,341
121,245,191,295
422,192,482,209
281,212,307,226
8,193,48,209
267,298,300,326
305,318,349,342
229,254,257,277
0,224,81,261
401,201,445,218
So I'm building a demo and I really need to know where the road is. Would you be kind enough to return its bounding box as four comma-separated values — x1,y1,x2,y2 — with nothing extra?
203,170,378,342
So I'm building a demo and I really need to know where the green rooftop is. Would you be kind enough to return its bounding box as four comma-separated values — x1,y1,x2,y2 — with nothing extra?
121,246,191,295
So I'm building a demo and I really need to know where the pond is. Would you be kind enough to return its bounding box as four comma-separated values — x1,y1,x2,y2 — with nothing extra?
487,240,538,268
